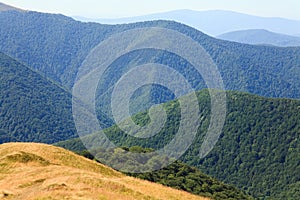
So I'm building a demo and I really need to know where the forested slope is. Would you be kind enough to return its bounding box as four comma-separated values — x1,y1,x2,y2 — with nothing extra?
57,90,300,199
0,10,299,100
0,52,76,143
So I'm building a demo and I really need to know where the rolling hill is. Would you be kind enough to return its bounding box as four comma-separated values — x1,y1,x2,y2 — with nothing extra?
73,10,300,36
57,90,300,199
0,9,299,104
0,5,299,199
77,146,253,200
0,142,209,200
218,29,300,47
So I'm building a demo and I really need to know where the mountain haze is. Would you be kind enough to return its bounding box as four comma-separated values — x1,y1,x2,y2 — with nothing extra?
74,10,300,36
218,29,300,47
0,3,299,200
1,10,299,102
0,2,22,12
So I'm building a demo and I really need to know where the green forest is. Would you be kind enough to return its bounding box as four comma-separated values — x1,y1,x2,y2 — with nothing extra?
0,52,76,143
78,146,253,200
0,11,299,99
57,90,300,199
0,8,299,200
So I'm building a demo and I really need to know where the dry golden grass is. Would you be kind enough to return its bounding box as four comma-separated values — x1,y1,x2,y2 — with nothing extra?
0,143,209,200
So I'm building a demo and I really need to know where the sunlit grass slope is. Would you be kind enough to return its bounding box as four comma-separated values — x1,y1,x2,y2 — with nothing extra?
0,143,209,200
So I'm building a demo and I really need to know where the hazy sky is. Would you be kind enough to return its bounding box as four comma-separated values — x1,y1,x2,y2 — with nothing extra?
2,0,300,20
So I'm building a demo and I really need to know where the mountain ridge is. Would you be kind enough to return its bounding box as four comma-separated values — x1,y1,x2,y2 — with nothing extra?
0,4,299,200
73,9,300,36
57,90,300,199
1,10,299,101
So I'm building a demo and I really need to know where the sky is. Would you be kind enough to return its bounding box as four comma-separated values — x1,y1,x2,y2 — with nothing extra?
2,0,300,20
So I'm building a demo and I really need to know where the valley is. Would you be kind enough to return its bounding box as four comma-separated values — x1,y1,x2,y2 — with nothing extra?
0,2,299,199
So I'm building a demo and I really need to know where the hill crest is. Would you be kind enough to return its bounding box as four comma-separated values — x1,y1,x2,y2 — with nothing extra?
0,143,208,200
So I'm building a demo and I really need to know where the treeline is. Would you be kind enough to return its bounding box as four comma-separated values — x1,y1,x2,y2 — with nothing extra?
78,146,253,200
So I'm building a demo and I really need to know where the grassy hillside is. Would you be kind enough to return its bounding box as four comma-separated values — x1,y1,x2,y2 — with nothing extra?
0,8,299,200
57,90,300,199
0,52,77,143
76,146,253,200
0,143,209,200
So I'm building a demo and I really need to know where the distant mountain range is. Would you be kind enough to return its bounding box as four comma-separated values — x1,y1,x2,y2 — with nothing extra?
1,10,299,101
3,1,300,46
218,29,300,47
73,9,300,36
0,8,299,146
0,4,299,199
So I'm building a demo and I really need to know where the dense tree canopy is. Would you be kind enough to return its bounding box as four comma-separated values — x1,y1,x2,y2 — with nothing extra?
0,10,299,100
57,90,300,199
0,52,76,143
